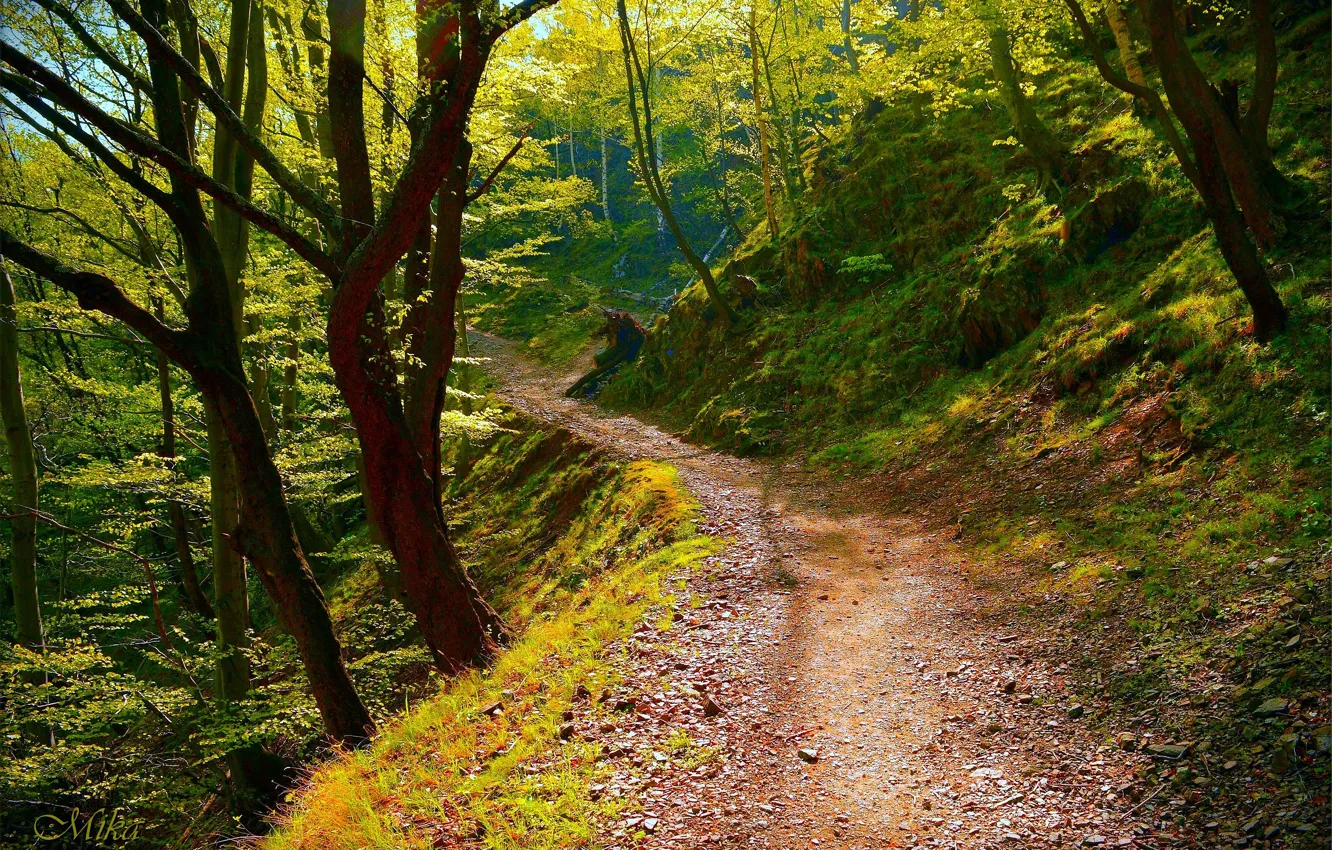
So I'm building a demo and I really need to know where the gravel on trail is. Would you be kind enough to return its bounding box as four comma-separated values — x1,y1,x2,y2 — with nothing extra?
473,333,1194,850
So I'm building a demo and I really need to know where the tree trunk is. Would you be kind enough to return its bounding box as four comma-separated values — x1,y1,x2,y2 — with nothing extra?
1140,0,1287,338
1238,0,1295,208
329,304,503,671
155,0,373,746
568,122,577,178
840,0,859,73
617,0,736,322
1,264,42,654
280,312,299,431
1104,1,1146,88
206,0,265,748
246,316,277,442
206,395,251,702
156,298,213,618
600,124,611,221
749,9,780,238
201,364,375,742
325,0,504,672
758,42,798,204
984,21,1070,190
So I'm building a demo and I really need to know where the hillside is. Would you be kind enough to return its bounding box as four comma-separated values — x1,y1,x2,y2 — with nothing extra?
585,8,1331,843
2,0,1327,844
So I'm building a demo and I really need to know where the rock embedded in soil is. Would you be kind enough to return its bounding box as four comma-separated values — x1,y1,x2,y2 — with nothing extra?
1145,743,1190,759
1254,697,1288,717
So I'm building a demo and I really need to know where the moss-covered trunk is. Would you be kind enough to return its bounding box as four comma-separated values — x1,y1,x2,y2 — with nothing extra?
1,265,42,655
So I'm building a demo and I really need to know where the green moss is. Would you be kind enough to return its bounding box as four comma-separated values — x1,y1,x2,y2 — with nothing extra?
261,413,719,850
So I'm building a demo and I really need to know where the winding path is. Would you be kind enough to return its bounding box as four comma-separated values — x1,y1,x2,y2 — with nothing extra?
475,333,1141,850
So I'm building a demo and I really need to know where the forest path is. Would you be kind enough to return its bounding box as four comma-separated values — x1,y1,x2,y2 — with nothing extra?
473,333,1140,850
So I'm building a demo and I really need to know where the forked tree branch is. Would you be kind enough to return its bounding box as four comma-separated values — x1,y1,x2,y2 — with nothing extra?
0,51,341,279
103,0,341,232
30,0,155,95
1061,0,1201,189
466,120,536,203
1,227,194,364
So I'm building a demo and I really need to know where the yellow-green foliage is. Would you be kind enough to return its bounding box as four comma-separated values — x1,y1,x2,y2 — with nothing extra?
261,416,718,850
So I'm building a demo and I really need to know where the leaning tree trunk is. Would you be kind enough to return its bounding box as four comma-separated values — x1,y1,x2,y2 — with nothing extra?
144,0,375,745
1,263,42,655
1236,0,1295,209
329,298,503,672
1104,0,1147,110
324,0,503,672
1138,0,1280,247
1140,0,1287,338
199,361,377,742
987,25,1070,190
155,298,213,618
617,0,738,322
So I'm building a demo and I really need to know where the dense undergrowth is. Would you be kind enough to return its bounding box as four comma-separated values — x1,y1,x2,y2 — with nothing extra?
592,5,1330,834
259,410,716,849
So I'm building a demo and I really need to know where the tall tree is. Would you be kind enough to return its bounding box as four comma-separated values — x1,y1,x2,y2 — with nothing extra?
748,3,781,236
1,262,42,656
0,0,375,744
616,0,739,322
975,4,1071,190
1063,0,1287,339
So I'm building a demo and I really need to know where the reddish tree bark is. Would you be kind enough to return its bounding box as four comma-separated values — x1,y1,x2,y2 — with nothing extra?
0,0,375,743
321,0,556,671
1138,0,1287,338
6,0,558,683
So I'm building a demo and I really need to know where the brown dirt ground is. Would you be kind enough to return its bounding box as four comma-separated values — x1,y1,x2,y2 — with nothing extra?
474,334,1332,850
473,332,1176,850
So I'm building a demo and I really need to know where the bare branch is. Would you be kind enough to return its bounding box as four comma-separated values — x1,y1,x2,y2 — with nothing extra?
0,70,175,209
30,0,154,95
0,51,342,279
1,226,194,363
466,120,536,204
0,200,141,260
102,0,341,231
1061,0,1201,189
17,324,152,346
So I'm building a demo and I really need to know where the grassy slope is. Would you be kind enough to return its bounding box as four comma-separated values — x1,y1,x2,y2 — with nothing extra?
261,412,717,849
599,11,1330,836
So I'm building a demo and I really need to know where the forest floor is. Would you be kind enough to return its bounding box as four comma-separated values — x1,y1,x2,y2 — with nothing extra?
470,332,1218,850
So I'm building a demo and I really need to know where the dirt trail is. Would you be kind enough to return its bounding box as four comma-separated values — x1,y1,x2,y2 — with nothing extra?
475,334,1143,850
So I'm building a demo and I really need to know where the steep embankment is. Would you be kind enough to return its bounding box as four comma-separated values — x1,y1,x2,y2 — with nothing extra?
270,334,1326,849
592,12,1330,847
261,409,717,849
